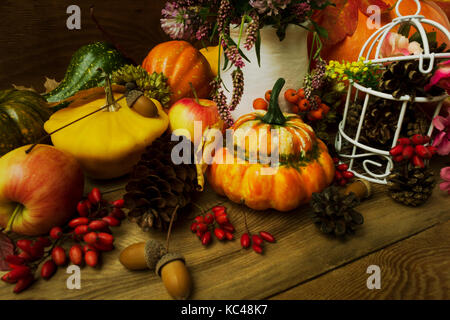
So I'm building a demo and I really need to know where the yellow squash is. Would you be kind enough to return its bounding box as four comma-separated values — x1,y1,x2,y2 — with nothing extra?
44,85,169,179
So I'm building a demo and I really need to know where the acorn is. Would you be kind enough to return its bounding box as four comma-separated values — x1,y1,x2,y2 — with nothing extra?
119,240,192,300
342,179,372,200
126,90,158,118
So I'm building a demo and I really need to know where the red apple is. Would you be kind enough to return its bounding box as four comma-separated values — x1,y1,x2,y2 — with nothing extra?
0,144,84,236
169,98,224,145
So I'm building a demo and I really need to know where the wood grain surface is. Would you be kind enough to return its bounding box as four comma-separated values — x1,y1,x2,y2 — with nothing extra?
272,220,450,300
0,165,449,300
0,0,169,91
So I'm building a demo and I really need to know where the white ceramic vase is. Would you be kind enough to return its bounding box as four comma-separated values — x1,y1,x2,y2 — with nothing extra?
221,24,310,120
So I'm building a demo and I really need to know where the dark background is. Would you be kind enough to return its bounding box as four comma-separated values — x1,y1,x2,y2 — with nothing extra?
0,0,169,91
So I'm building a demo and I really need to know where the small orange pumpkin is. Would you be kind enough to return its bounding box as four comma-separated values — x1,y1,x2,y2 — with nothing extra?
207,78,335,212
142,41,214,105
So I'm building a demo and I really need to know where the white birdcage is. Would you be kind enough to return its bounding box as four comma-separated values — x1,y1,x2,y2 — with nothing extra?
335,0,450,184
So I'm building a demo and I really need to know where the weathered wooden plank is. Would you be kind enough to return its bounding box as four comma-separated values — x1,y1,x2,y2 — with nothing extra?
1,165,449,299
271,221,450,300
0,0,168,91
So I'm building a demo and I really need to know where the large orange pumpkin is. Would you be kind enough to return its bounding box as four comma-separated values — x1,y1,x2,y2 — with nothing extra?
318,0,450,63
207,79,335,212
142,41,214,105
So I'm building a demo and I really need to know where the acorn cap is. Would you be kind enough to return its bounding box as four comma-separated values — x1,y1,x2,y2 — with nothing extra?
126,90,144,108
156,252,185,277
356,178,372,199
144,239,167,270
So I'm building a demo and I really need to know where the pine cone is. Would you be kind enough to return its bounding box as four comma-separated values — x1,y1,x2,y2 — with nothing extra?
309,186,364,236
124,134,199,231
379,60,443,98
112,65,171,107
405,107,429,138
387,166,436,207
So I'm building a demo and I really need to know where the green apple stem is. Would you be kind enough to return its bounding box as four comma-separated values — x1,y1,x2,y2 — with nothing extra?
5,203,24,233
189,82,200,105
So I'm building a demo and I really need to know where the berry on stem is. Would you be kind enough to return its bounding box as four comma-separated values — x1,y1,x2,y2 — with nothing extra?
259,231,275,243
49,226,63,240
252,244,263,254
85,250,99,267
51,246,66,266
41,260,57,280
88,188,102,204
214,228,226,241
252,235,263,246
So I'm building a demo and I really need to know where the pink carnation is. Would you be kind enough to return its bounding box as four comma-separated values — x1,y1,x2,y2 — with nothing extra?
440,166,450,195
425,60,450,94
432,105,450,156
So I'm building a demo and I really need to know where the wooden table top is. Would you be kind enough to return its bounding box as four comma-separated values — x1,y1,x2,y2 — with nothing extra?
1,161,449,300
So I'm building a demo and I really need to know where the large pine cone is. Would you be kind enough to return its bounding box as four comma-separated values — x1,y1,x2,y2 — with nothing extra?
388,166,436,207
124,134,199,231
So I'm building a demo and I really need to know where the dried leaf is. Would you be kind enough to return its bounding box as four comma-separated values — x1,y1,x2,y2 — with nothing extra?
43,77,60,93
0,232,15,271
12,84,37,92
317,0,359,46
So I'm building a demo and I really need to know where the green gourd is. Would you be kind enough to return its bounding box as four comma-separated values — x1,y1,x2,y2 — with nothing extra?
43,42,128,103
0,89,52,156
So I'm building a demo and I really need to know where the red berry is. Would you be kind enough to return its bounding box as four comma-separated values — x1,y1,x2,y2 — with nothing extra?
427,146,437,156
402,145,414,160
252,244,263,254
16,239,32,255
3,266,31,282
83,244,96,253
196,229,204,238
335,170,343,181
201,231,211,246
397,137,411,145
51,246,66,266
415,145,432,159
332,157,339,164
69,245,83,265
30,242,44,259
194,216,204,224
2,273,17,284
36,237,52,248
389,144,404,156
83,232,98,245
412,155,425,168
88,220,109,231
88,188,102,204
337,163,349,171
393,155,404,162
112,199,124,208
241,233,251,248
17,251,32,262
85,251,99,267
221,223,235,233
77,201,89,217
214,228,226,240
49,226,63,240
215,214,229,225
102,216,120,227
190,222,198,233
212,206,226,213
5,255,26,266
97,232,114,246
411,134,429,145
342,171,354,179
41,260,57,280
68,217,90,229
13,275,34,294
196,223,208,234
259,231,276,243
94,242,114,252
339,178,348,186
74,224,89,236
110,208,126,220
252,235,263,246
225,231,234,241
204,213,214,224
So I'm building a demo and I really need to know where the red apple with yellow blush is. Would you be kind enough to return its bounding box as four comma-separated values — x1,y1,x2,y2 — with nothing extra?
0,144,84,236
169,97,224,145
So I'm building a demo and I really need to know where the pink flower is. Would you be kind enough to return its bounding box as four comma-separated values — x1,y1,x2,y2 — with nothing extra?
425,60,450,94
380,32,423,58
440,166,450,194
432,105,450,156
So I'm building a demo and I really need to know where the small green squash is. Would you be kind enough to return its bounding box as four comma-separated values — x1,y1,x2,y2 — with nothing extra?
0,89,51,156
43,42,128,103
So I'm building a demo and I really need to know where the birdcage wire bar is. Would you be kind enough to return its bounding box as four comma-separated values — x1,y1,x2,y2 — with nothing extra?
335,0,450,184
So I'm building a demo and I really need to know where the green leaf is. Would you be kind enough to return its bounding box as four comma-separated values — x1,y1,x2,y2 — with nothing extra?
311,21,328,39
409,31,437,48
397,22,411,38
255,29,261,67
209,23,218,43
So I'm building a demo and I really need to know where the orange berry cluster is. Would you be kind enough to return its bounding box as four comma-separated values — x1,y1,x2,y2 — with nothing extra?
284,88,330,121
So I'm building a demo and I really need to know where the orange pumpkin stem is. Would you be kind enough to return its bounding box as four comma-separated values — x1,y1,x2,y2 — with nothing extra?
262,78,287,126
